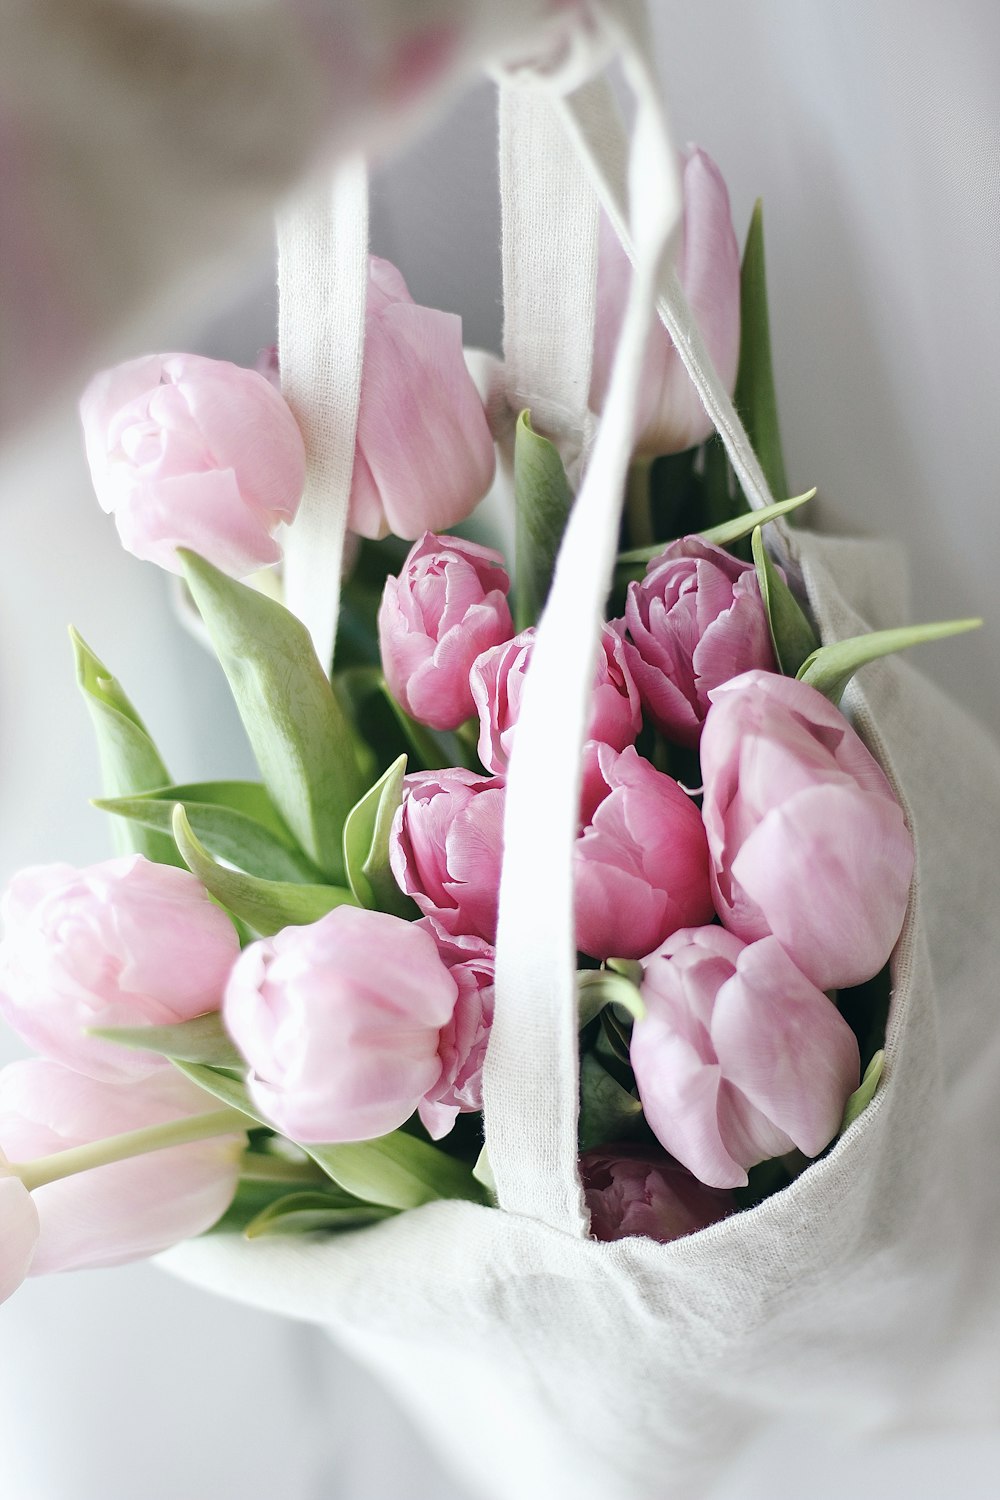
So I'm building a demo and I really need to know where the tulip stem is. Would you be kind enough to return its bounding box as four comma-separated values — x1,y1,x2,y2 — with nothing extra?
625,457,655,549
12,1107,248,1192
237,1152,326,1184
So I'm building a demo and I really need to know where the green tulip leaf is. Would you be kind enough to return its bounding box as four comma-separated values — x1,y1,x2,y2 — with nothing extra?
243,1191,396,1238
734,199,789,505
91,1011,243,1070
797,618,983,705
840,1049,885,1133
71,628,180,866
172,805,357,936
699,489,816,549
172,1060,266,1125
342,755,414,916
178,550,366,881
472,1144,496,1198
305,1133,489,1211
577,970,646,1030
578,1052,643,1152
514,408,574,630
752,525,819,676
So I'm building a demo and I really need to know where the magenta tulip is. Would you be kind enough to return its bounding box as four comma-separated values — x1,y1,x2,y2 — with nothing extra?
80,352,306,576
0,855,240,1080
0,1148,39,1303
415,923,494,1140
224,907,459,1143
0,1061,244,1274
471,623,641,775
701,671,915,991
349,257,496,539
574,744,714,961
379,532,513,730
590,147,740,456
579,1143,734,1243
631,926,861,1190
617,536,777,747
390,769,505,943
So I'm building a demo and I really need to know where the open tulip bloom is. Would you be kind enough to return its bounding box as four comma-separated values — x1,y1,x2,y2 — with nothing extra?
0,169,981,1307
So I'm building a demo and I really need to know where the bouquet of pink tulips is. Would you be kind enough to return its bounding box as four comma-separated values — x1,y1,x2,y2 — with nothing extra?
0,151,977,1308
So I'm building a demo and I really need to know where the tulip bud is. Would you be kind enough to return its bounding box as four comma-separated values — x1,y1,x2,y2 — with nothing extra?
80,352,306,576
224,907,459,1143
618,536,777,748
631,926,860,1190
590,147,740,456
0,855,240,1080
349,257,496,540
701,671,915,991
0,1061,244,1274
415,923,494,1141
574,744,714,961
390,769,505,943
471,623,641,775
0,1148,39,1304
579,1143,734,1243
379,532,513,731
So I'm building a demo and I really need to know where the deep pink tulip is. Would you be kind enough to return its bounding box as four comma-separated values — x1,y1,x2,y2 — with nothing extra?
631,926,861,1190
0,1061,244,1274
224,907,459,1143
471,623,641,775
379,532,513,731
0,855,240,1080
80,352,306,576
701,671,915,991
574,744,714,961
618,536,777,748
0,1148,39,1303
415,922,494,1140
579,1143,734,1243
590,147,740,456
349,257,495,539
389,769,505,943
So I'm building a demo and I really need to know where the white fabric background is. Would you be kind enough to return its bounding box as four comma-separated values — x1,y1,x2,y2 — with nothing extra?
1,2,998,1495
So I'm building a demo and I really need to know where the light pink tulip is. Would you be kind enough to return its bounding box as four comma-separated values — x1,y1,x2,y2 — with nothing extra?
0,1147,39,1303
379,532,513,730
0,855,240,1080
590,147,741,456
80,352,306,576
471,623,641,775
224,907,459,1143
574,744,714,961
631,926,860,1189
0,1061,244,1274
390,769,505,943
349,257,496,540
579,1143,734,1244
618,536,777,748
416,923,494,1141
701,671,914,991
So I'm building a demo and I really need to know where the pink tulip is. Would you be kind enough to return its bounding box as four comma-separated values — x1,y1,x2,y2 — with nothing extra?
631,926,860,1190
590,147,741,456
0,1061,244,1274
0,1148,39,1304
389,769,505,943
471,623,641,775
224,906,459,1143
701,671,915,991
617,536,776,748
0,855,240,1080
574,744,714,961
415,922,494,1141
80,352,306,576
379,532,513,731
579,1143,734,1243
349,257,496,540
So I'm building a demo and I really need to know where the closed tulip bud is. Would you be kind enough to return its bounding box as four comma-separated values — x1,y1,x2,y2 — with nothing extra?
0,1148,39,1304
701,671,915,991
574,744,714,961
0,855,240,1080
631,926,861,1190
349,258,496,540
390,769,505,943
80,352,306,576
224,907,459,1143
471,623,641,775
379,532,513,731
415,923,494,1141
590,147,740,456
618,536,777,748
0,1061,245,1274
579,1143,734,1244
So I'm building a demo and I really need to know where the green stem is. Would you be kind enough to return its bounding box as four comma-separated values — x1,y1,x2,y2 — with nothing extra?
625,457,655,549
237,1153,326,1185
14,1107,248,1192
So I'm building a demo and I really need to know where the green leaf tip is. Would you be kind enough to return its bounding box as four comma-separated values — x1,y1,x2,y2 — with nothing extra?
734,199,789,504
751,525,819,677
342,754,414,917
797,618,983,705
841,1050,885,1133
